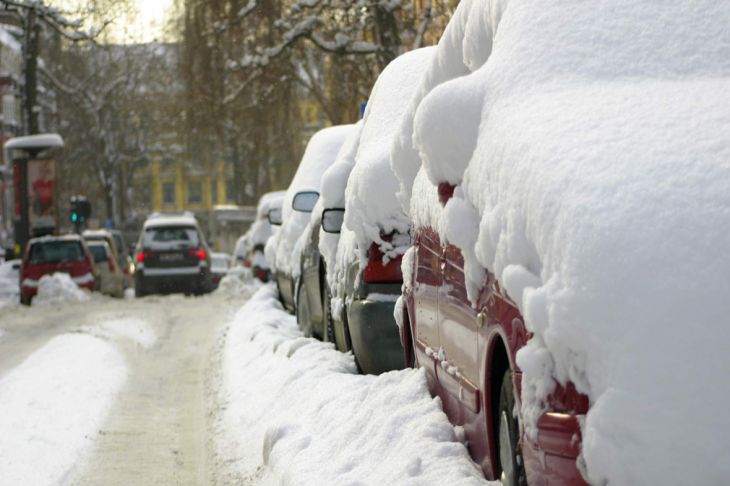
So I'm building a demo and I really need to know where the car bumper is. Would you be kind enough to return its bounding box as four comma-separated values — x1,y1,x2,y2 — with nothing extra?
136,268,209,292
522,412,588,485
347,293,404,375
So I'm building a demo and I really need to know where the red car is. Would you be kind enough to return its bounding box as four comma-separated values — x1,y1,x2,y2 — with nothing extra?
398,184,588,486
20,235,99,305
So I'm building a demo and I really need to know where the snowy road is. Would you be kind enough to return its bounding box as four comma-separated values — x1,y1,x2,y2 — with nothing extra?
0,290,251,486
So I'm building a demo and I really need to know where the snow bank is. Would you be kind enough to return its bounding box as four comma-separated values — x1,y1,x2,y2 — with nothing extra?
82,318,157,349
407,0,730,483
0,259,19,308
0,334,128,485
217,285,493,485
214,268,260,299
273,125,354,278
33,273,91,305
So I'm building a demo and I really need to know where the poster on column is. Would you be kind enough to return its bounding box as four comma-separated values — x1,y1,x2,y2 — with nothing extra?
27,159,57,233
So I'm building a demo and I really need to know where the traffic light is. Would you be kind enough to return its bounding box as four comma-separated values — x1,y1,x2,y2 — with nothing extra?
70,196,92,226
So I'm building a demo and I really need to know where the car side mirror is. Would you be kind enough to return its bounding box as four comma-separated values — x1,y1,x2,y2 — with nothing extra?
268,207,283,226
321,208,345,234
292,191,319,213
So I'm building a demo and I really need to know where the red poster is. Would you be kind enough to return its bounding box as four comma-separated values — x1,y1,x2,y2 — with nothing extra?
27,159,56,230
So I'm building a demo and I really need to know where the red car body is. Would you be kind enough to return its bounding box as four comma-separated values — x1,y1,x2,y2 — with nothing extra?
399,187,588,485
20,235,98,304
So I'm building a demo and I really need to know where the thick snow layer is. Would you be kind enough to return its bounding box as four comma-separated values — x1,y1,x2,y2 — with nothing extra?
344,47,435,264
273,125,354,277
390,0,504,214
407,0,730,483
0,334,127,485
33,273,91,305
318,121,363,291
216,285,494,485
0,259,19,308
82,318,157,349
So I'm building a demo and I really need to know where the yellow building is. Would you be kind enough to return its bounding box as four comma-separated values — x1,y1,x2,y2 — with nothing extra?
148,158,234,212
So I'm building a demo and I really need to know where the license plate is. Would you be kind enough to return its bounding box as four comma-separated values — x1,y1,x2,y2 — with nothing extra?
159,253,184,262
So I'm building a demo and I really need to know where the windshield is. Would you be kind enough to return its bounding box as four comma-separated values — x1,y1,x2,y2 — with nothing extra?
142,226,200,248
88,244,109,263
28,241,85,264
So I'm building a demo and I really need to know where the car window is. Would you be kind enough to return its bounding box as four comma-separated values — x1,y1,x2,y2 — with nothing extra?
142,226,200,246
29,241,85,264
88,244,109,263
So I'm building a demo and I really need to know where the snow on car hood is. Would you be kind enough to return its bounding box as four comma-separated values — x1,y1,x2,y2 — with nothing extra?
411,0,730,483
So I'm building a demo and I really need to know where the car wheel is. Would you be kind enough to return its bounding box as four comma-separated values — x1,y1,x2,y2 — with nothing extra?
20,293,31,306
296,279,313,337
498,369,527,486
322,285,335,343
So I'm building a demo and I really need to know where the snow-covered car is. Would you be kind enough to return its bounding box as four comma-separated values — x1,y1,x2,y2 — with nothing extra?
394,1,730,485
86,240,125,297
296,123,363,339
210,252,230,289
270,125,355,313
236,190,286,282
134,213,213,296
19,235,99,305
321,47,434,375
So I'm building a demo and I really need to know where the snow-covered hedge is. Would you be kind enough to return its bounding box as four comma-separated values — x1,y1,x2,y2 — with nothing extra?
398,0,730,484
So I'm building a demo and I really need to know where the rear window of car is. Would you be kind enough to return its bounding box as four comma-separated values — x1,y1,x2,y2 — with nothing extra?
88,244,109,263
142,226,200,247
28,241,85,264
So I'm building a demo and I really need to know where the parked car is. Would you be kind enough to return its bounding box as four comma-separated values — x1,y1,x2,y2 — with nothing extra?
210,252,230,289
296,123,362,340
19,235,99,305
134,213,212,296
82,229,133,289
270,125,355,313
321,47,435,374
86,240,125,297
237,190,286,282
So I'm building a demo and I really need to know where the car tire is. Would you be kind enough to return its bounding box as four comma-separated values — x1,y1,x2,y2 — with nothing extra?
342,308,362,373
20,293,31,306
498,369,527,486
135,278,148,298
322,284,335,344
296,279,313,337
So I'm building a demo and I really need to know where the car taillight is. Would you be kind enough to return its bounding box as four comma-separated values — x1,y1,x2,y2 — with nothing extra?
363,242,403,283
549,381,590,415
136,251,145,263
188,248,207,260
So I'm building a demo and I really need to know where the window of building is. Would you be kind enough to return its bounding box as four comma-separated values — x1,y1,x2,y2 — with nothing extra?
162,182,175,206
211,179,218,204
188,181,202,205
225,179,236,203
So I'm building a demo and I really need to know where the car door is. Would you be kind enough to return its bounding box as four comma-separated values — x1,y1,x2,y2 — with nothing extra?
437,243,482,414
412,227,442,379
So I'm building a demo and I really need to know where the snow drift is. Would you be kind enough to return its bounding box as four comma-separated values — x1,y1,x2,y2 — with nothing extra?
216,285,494,485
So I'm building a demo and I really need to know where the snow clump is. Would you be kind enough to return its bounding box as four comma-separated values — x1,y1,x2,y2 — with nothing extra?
33,273,91,305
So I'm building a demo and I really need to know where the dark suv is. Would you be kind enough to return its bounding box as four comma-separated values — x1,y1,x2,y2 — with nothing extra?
134,213,212,296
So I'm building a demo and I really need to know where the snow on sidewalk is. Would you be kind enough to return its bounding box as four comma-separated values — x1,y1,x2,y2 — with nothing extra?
0,334,128,485
216,284,494,486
